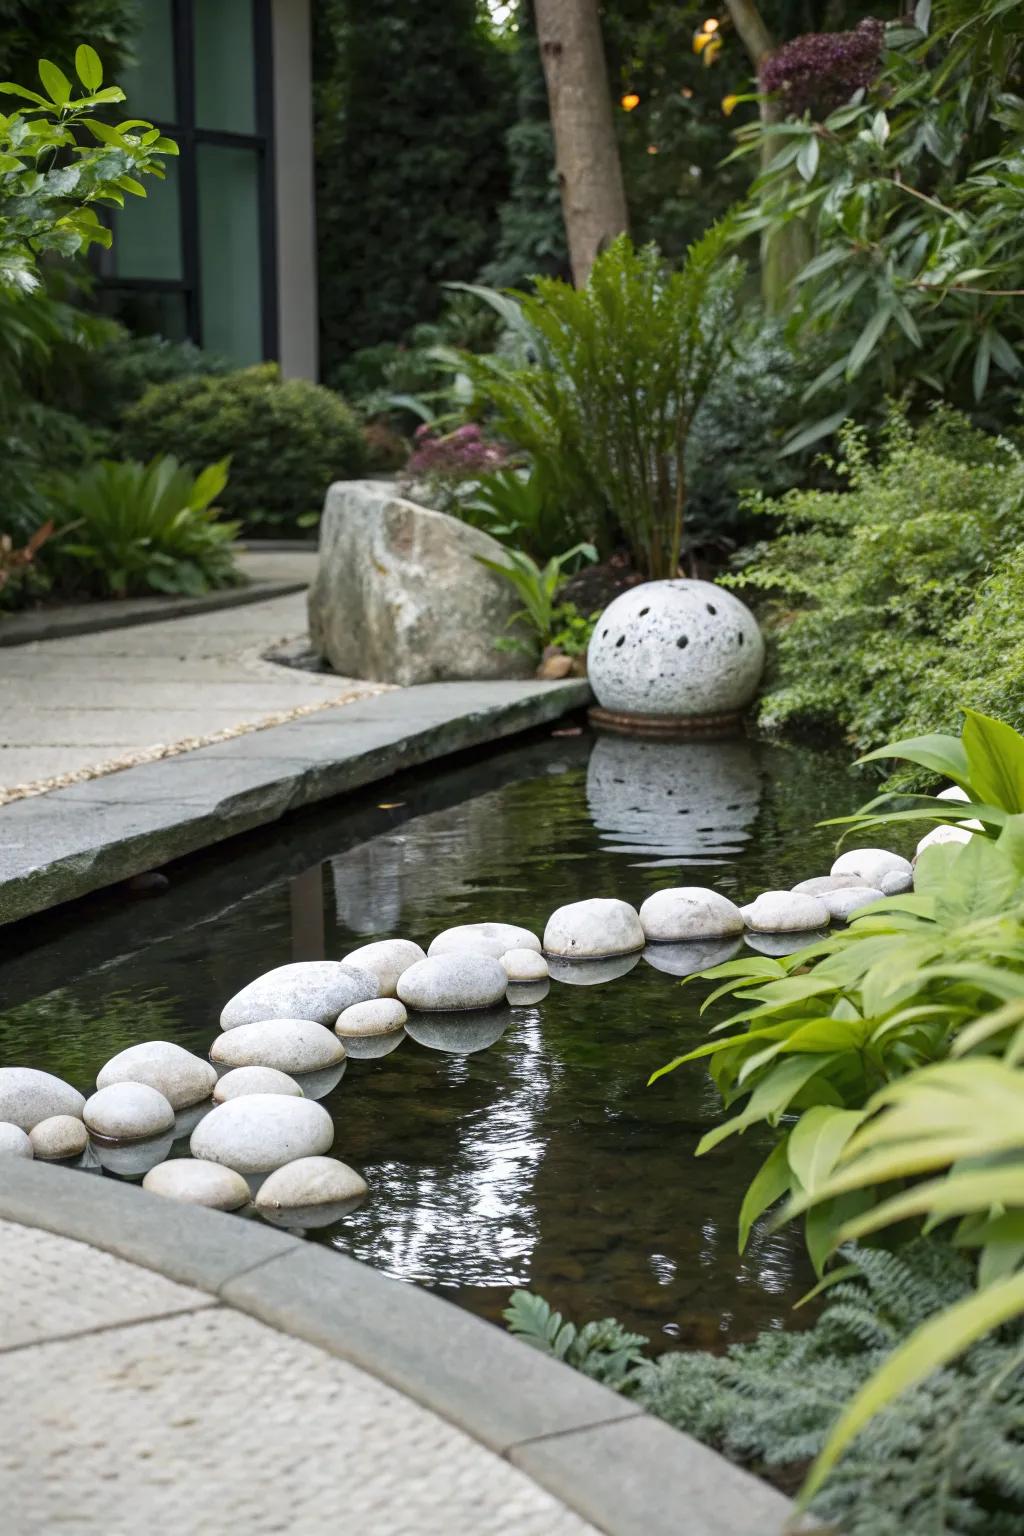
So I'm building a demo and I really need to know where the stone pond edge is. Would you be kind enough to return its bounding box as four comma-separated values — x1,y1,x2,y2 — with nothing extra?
0,1159,795,1536
0,679,592,927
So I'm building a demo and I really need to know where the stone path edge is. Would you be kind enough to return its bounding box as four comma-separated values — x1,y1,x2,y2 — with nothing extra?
0,579,306,648
0,1160,795,1536
0,680,591,927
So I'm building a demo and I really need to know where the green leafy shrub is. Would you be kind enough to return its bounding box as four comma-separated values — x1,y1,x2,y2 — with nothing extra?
476,542,597,658
508,1242,1024,1536
67,332,229,431
120,364,367,535
456,229,742,578
52,455,239,598
727,412,1024,753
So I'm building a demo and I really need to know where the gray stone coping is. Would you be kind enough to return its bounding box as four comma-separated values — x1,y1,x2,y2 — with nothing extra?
0,579,306,648
0,1160,795,1536
0,679,591,927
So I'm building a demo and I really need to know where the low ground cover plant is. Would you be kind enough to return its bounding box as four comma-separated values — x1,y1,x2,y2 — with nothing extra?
120,364,367,536
726,411,1024,754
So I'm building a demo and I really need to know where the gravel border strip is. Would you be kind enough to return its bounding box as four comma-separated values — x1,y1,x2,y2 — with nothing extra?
0,685,392,808
0,1161,797,1536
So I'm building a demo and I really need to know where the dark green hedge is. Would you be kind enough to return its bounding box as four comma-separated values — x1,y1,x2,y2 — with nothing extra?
120,364,367,536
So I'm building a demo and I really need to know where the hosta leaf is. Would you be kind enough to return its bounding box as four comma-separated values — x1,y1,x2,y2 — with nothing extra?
737,1138,791,1252
962,708,1024,813
788,1106,867,1195
857,731,971,787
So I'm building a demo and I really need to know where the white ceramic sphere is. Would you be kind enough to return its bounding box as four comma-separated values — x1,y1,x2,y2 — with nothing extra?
587,580,764,718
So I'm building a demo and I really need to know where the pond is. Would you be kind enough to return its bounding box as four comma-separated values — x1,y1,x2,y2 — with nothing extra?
0,725,868,1347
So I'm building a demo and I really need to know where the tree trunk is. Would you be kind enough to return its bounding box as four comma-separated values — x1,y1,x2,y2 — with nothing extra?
533,0,629,287
724,0,811,310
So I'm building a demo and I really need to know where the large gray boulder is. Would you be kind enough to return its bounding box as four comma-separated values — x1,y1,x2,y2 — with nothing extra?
308,481,534,685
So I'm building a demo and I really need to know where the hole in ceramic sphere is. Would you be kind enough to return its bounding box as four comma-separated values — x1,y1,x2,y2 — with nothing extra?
676,635,689,650
639,606,650,617
706,603,717,615
737,632,745,646
616,635,626,649
666,789,674,796
602,628,608,639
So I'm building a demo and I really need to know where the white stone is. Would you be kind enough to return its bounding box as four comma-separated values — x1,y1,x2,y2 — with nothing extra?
741,891,831,934
210,1019,346,1074
0,1068,85,1132
83,1082,175,1142
220,961,378,1030
341,939,425,998
0,1122,32,1159
143,1159,250,1211
500,948,549,982
428,923,542,960
879,868,914,894
96,1041,216,1111
191,1095,334,1175
335,998,407,1037
819,886,886,921
543,898,645,959
587,579,764,718
397,953,508,1012
791,875,867,896
255,1156,367,1228
308,482,533,685
915,789,983,859
28,1115,88,1161
639,887,745,943
213,1067,304,1103
831,848,913,888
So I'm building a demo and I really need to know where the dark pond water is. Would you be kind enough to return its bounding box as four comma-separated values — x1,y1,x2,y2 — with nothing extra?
0,727,871,1347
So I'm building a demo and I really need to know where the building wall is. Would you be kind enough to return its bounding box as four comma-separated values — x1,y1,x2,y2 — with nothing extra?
271,0,319,381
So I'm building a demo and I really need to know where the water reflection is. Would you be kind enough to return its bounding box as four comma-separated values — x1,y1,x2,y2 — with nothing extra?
405,1008,511,1056
586,735,761,866
546,953,642,987
642,938,743,978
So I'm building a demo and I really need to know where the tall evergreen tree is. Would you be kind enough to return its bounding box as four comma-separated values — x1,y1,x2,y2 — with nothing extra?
314,0,515,377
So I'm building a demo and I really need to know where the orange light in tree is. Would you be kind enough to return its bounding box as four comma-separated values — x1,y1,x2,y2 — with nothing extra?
647,144,659,154
702,17,720,32
620,92,640,111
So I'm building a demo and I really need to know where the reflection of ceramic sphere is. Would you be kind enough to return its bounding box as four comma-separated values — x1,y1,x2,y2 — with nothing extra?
586,735,761,863
587,580,764,716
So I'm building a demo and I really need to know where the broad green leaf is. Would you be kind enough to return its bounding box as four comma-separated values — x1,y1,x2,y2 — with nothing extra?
962,709,1024,813
38,59,71,106
75,45,103,91
838,1166,1024,1242
800,1272,1024,1506
847,306,892,381
737,1139,791,1252
805,1189,873,1276
796,135,820,182
698,1054,839,1154
787,1106,867,1195
858,732,972,786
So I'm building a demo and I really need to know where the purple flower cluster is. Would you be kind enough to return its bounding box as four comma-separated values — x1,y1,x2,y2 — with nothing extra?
760,18,885,119
408,422,508,480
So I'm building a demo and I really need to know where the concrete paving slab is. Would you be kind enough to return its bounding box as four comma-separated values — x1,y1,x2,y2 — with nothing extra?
0,1307,598,1536
0,679,590,924
0,1219,213,1351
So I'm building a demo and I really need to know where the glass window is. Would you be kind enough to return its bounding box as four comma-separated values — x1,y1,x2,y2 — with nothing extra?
99,288,190,344
197,144,263,364
119,0,176,124
111,161,183,282
194,0,257,134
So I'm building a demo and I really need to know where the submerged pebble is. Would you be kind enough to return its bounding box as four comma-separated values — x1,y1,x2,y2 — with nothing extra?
543,898,645,959
143,1158,250,1211
254,1156,367,1228
397,953,508,1012
191,1095,334,1175
83,1082,175,1142
96,1040,216,1111
741,891,831,934
220,961,378,1030
29,1115,88,1162
342,939,425,997
0,1122,33,1159
639,887,744,943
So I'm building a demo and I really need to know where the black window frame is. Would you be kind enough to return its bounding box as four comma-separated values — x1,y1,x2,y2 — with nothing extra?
99,0,279,361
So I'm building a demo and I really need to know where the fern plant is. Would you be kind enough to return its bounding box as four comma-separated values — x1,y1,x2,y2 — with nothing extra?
449,228,743,578
508,1244,1024,1536
53,454,240,598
